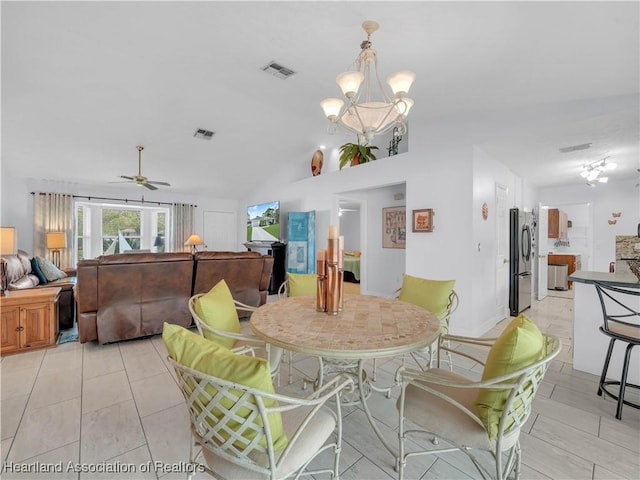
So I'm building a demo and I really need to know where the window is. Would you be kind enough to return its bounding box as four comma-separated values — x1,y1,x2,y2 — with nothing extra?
75,202,171,262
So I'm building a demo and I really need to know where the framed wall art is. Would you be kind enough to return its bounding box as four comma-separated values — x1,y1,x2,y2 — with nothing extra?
382,206,406,249
412,208,434,232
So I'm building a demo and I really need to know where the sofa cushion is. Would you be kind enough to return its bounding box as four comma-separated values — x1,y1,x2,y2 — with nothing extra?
31,258,48,284
2,255,27,285
36,256,67,282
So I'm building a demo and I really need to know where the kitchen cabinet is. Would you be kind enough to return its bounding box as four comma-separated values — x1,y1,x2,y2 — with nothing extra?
548,208,569,239
1,288,60,355
548,254,581,289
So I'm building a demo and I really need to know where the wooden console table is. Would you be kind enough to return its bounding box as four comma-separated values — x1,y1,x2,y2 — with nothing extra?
1,287,60,355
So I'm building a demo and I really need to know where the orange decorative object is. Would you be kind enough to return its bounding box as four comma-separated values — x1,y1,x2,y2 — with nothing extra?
311,149,324,176
482,202,489,220
612,212,621,218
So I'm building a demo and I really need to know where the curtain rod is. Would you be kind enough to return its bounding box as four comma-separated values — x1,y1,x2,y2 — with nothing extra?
30,192,196,208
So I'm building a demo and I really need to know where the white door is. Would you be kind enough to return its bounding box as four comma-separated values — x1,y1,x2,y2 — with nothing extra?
203,210,237,251
495,183,509,319
537,204,549,300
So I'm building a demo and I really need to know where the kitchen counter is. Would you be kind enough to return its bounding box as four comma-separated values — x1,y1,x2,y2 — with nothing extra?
568,269,639,384
569,270,639,288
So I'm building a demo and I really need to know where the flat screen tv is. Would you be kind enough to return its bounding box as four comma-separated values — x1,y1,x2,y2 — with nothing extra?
247,200,280,243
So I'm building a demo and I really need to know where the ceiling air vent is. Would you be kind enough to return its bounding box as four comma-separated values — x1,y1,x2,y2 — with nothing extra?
261,61,296,79
558,143,592,153
193,128,215,140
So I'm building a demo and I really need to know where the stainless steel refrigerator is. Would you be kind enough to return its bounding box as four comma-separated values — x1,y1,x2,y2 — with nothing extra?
509,208,533,316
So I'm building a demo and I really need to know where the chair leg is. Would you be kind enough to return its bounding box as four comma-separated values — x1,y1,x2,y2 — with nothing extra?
288,350,294,385
598,338,616,397
616,343,634,420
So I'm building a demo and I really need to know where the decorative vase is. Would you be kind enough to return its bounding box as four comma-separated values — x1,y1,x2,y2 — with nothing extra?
311,150,323,176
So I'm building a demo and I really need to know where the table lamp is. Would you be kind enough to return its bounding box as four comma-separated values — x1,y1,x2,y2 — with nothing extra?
184,234,204,253
46,231,67,268
1,227,18,295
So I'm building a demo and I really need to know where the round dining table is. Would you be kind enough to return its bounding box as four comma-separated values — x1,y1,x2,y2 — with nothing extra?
250,293,440,456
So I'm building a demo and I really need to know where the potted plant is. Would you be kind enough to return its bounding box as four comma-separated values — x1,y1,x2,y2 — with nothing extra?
338,142,379,169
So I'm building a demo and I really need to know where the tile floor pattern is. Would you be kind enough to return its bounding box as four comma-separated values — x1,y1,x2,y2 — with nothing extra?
1,292,639,480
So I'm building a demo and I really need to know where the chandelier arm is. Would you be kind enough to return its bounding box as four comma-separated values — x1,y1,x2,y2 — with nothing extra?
373,56,393,104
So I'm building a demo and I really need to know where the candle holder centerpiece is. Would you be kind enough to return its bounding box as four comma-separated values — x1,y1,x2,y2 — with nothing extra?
316,226,344,315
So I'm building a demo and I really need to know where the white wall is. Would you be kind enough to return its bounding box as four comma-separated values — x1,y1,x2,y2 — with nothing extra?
242,120,494,336
538,179,639,272
472,146,518,334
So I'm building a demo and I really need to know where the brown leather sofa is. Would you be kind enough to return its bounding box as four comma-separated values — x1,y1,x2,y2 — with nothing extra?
76,251,274,344
1,250,77,330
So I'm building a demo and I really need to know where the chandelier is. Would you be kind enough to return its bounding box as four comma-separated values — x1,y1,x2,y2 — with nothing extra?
580,157,617,186
320,21,415,145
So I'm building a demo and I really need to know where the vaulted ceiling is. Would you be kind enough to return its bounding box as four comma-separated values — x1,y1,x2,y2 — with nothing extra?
2,1,638,198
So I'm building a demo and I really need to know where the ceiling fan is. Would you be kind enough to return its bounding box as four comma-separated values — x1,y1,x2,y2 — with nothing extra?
115,145,171,190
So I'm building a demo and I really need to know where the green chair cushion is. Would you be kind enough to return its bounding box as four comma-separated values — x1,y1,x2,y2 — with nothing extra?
397,274,455,328
475,314,544,439
194,279,240,349
288,272,317,297
162,322,287,450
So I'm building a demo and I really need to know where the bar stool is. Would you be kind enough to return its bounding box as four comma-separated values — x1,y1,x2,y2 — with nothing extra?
594,282,640,420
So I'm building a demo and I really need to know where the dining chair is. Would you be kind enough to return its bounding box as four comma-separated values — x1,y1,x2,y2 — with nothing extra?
163,322,354,480
594,281,640,420
393,274,458,372
396,315,561,480
188,279,283,385
277,273,321,386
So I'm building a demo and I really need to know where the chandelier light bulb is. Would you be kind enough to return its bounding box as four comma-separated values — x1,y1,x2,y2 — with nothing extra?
321,98,344,121
598,176,609,183
336,71,364,98
387,70,416,98
580,169,590,178
395,98,414,117
605,162,617,170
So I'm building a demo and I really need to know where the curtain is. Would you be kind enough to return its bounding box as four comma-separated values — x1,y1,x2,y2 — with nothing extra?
172,203,195,252
33,192,74,268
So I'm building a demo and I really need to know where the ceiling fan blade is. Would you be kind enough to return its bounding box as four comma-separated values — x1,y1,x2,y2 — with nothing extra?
145,180,171,186
142,182,158,191
120,175,135,180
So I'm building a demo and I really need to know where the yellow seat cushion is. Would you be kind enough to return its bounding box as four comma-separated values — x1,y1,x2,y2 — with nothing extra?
162,322,287,450
475,314,544,439
194,279,240,349
397,274,455,329
287,272,317,297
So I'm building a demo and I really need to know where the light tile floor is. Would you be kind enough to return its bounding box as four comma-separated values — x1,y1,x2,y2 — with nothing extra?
1,291,639,479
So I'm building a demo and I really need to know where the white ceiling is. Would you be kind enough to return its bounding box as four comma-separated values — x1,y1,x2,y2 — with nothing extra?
2,1,639,198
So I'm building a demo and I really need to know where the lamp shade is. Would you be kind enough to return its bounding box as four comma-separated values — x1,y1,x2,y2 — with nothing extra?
0,227,17,256
184,234,204,247
46,232,67,250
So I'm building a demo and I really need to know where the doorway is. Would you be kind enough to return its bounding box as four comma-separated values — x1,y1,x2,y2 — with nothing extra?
339,197,362,294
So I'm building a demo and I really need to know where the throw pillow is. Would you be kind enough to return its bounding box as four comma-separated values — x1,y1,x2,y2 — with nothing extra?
194,279,240,349
35,256,67,282
475,314,544,439
30,257,48,284
162,322,287,450
287,272,317,297
397,274,455,329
